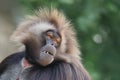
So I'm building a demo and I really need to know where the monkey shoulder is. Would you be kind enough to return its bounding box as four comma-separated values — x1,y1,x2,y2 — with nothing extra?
27,61,90,80
0,51,25,75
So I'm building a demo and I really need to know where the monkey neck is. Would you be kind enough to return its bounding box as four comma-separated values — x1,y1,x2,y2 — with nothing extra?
24,53,38,66
16,58,33,80
21,58,33,69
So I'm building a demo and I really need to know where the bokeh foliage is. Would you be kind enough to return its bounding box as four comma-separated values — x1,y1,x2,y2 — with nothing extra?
19,0,120,80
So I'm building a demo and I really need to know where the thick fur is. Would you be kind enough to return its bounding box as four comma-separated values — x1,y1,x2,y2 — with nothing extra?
0,8,91,80
11,8,80,62
0,52,90,80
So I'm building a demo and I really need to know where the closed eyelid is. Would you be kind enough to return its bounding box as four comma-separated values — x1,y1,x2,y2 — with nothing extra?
46,33,54,39
55,38,61,42
45,30,61,41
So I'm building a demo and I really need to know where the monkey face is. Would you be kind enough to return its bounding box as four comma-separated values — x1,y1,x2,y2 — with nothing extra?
11,8,80,67
36,30,61,66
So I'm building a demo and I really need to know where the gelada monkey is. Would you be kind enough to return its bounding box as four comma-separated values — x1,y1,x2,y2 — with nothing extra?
0,8,91,80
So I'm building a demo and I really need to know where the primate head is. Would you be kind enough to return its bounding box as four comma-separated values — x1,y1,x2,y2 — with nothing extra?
11,8,80,66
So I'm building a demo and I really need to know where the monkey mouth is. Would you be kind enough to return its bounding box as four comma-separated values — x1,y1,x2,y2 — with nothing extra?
43,51,54,56
40,44,57,56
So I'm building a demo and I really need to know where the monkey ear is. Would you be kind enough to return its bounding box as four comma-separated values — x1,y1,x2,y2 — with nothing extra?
21,58,33,70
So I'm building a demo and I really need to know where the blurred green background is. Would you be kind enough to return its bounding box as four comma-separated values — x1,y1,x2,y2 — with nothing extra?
1,0,120,80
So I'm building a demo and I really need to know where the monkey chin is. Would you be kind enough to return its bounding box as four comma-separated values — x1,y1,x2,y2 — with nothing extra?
37,44,57,66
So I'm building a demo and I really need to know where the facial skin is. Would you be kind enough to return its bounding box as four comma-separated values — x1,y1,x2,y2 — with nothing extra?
36,30,61,66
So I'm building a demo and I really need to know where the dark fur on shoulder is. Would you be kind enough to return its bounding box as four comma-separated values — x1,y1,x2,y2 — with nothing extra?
25,61,90,80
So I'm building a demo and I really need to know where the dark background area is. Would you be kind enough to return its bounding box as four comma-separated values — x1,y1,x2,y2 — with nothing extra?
0,0,120,80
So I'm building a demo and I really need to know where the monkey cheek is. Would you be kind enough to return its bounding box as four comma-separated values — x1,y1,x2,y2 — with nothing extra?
38,52,54,66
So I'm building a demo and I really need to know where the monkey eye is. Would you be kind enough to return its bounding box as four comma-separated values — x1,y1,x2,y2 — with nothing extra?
45,30,61,44
55,38,61,43
46,31,54,38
